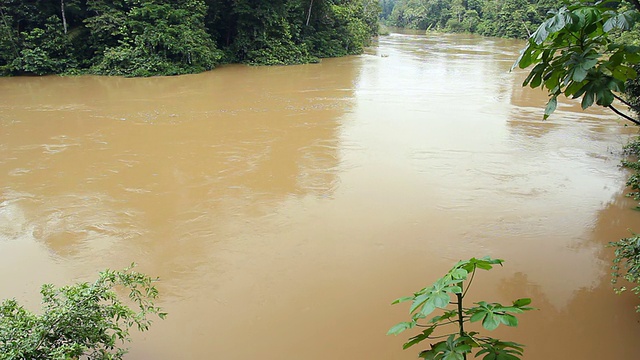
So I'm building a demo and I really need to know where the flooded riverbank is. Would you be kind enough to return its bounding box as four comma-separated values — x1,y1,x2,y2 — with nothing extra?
1,32,639,359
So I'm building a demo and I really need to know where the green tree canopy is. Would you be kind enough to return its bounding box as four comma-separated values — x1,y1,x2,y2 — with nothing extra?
513,0,640,124
0,0,380,76
385,0,564,37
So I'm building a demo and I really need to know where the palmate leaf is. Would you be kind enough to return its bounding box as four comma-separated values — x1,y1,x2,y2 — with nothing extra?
387,321,415,335
603,10,638,32
532,23,550,45
450,268,468,281
417,335,473,360
410,293,430,314
499,314,519,327
476,339,525,360
416,299,438,319
456,257,504,273
595,88,615,107
482,313,501,331
581,90,595,109
469,300,533,331
549,8,572,32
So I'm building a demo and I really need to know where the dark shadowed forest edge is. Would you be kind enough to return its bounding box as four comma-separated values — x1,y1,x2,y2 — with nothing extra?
0,0,380,76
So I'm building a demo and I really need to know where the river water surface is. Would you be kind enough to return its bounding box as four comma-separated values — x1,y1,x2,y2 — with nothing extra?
1,32,640,359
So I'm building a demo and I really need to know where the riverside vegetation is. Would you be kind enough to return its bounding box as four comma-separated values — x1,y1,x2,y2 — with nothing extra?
0,0,380,76
3,0,640,358
0,265,165,359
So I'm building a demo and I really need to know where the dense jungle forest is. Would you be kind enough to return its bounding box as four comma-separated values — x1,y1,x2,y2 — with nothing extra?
0,0,380,76
383,0,574,38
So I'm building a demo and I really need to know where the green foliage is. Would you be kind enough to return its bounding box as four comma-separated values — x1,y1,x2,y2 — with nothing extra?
514,0,640,122
9,16,77,75
611,137,640,312
0,264,166,360
388,257,534,360
0,0,379,76
610,234,640,311
622,137,640,205
386,0,562,37
88,0,222,76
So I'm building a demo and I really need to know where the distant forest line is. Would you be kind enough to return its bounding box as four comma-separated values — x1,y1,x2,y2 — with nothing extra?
380,0,568,38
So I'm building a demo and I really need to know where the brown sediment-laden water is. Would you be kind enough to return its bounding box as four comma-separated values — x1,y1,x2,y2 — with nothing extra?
1,32,639,359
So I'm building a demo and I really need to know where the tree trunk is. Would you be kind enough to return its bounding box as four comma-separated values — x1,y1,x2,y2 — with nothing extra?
61,0,68,34
306,0,314,26
0,8,19,57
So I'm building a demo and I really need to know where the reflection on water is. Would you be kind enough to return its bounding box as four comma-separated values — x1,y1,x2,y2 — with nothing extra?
1,32,639,359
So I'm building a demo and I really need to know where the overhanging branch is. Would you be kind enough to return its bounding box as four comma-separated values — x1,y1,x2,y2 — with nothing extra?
609,105,640,126
614,93,640,113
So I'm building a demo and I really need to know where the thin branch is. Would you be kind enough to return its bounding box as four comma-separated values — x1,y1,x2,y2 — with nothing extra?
521,20,531,37
0,8,19,57
428,333,459,340
473,336,500,344
415,317,460,328
462,267,476,298
609,105,640,126
614,93,640,112
306,0,314,26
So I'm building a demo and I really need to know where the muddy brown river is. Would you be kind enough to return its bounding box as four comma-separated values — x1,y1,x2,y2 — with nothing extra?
1,32,640,359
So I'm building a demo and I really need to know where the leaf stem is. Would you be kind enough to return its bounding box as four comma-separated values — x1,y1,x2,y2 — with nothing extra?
462,267,476,299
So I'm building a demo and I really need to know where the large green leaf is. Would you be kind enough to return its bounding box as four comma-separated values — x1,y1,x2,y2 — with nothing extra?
499,314,519,327
512,298,532,307
387,321,415,335
543,96,557,119
410,293,430,314
581,90,595,109
482,313,500,331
